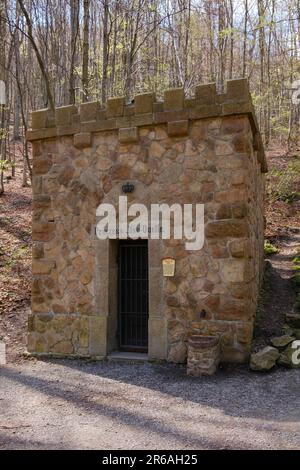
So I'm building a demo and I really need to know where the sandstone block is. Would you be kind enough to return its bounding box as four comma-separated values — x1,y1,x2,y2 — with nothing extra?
205,220,249,238
33,157,52,175
149,141,165,158
222,101,251,116
225,78,249,102
80,101,100,122
217,299,250,321
106,97,124,117
118,127,139,143
134,92,154,114
148,317,168,360
52,340,73,355
189,104,221,120
195,83,216,105
229,239,249,258
32,222,55,242
124,105,135,117
32,242,44,259
216,204,232,220
33,194,51,209
74,132,91,149
232,203,247,218
32,259,56,275
236,322,253,344
221,116,247,134
167,120,188,136
164,88,184,111
31,109,48,129
55,105,77,127
220,259,245,283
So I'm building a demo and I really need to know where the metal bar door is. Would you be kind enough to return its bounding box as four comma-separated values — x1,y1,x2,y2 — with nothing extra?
118,240,149,352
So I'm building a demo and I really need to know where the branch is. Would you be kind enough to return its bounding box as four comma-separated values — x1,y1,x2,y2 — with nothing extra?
17,0,55,111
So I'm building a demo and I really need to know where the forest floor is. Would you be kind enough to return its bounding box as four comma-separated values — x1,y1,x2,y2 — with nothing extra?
0,145,299,449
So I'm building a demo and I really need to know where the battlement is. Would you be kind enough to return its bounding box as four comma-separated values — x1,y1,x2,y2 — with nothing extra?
27,78,267,172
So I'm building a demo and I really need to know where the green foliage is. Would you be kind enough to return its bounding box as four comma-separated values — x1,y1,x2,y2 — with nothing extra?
218,27,240,39
264,240,279,256
267,158,300,204
0,159,8,171
292,251,300,272
0,128,7,140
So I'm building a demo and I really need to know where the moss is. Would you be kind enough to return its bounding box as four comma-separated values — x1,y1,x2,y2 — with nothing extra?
264,240,279,256
292,255,300,271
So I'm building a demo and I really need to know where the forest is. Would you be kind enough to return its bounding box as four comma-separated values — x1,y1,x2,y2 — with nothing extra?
0,0,300,189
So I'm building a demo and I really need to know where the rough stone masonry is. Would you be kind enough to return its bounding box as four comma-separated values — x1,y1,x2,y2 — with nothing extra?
27,78,267,364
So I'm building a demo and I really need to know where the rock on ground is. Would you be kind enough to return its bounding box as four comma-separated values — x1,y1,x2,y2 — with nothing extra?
278,343,300,368
250,346,279,371
271,335,295,349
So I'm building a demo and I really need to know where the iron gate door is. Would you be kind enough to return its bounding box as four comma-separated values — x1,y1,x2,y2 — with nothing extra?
118,240,149,352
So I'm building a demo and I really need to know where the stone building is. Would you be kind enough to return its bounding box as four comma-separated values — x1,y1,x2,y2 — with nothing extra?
27,78,267,364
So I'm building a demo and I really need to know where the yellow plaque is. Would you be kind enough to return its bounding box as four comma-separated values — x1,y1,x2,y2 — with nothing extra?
162,257,175,277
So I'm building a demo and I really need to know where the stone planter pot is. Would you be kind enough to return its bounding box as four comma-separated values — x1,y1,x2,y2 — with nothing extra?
187,335,220,377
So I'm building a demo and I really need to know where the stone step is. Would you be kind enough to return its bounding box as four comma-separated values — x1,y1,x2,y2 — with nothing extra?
107,351,148,363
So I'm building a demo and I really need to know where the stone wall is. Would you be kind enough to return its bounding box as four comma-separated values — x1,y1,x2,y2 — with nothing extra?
27,78,267,362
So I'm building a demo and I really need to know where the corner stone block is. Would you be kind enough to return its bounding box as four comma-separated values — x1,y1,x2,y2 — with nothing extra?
89,316,107,357
195,83,217,105
148,317,168,360
106,97,125,118
225,78,250,102
74,132,92,149
164,88,184,111
80,101,101,122
55,105,78,127
167,120,189,136
118,127,139,143
134,92,155,114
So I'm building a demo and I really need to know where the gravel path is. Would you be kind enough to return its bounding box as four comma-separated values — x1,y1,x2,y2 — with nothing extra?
0,359,299,450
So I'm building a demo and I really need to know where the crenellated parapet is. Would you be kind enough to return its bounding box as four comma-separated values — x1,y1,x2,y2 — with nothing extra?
27,78,267,172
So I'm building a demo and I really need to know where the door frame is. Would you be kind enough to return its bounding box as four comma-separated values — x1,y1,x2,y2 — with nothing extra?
93,237,167,360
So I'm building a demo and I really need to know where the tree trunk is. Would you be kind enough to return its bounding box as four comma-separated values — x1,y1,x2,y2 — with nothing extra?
69,0,79,104
102,0,109,105
82,0,90,102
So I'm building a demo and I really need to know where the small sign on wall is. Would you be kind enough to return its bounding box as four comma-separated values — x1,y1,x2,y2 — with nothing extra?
162,257,176,277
